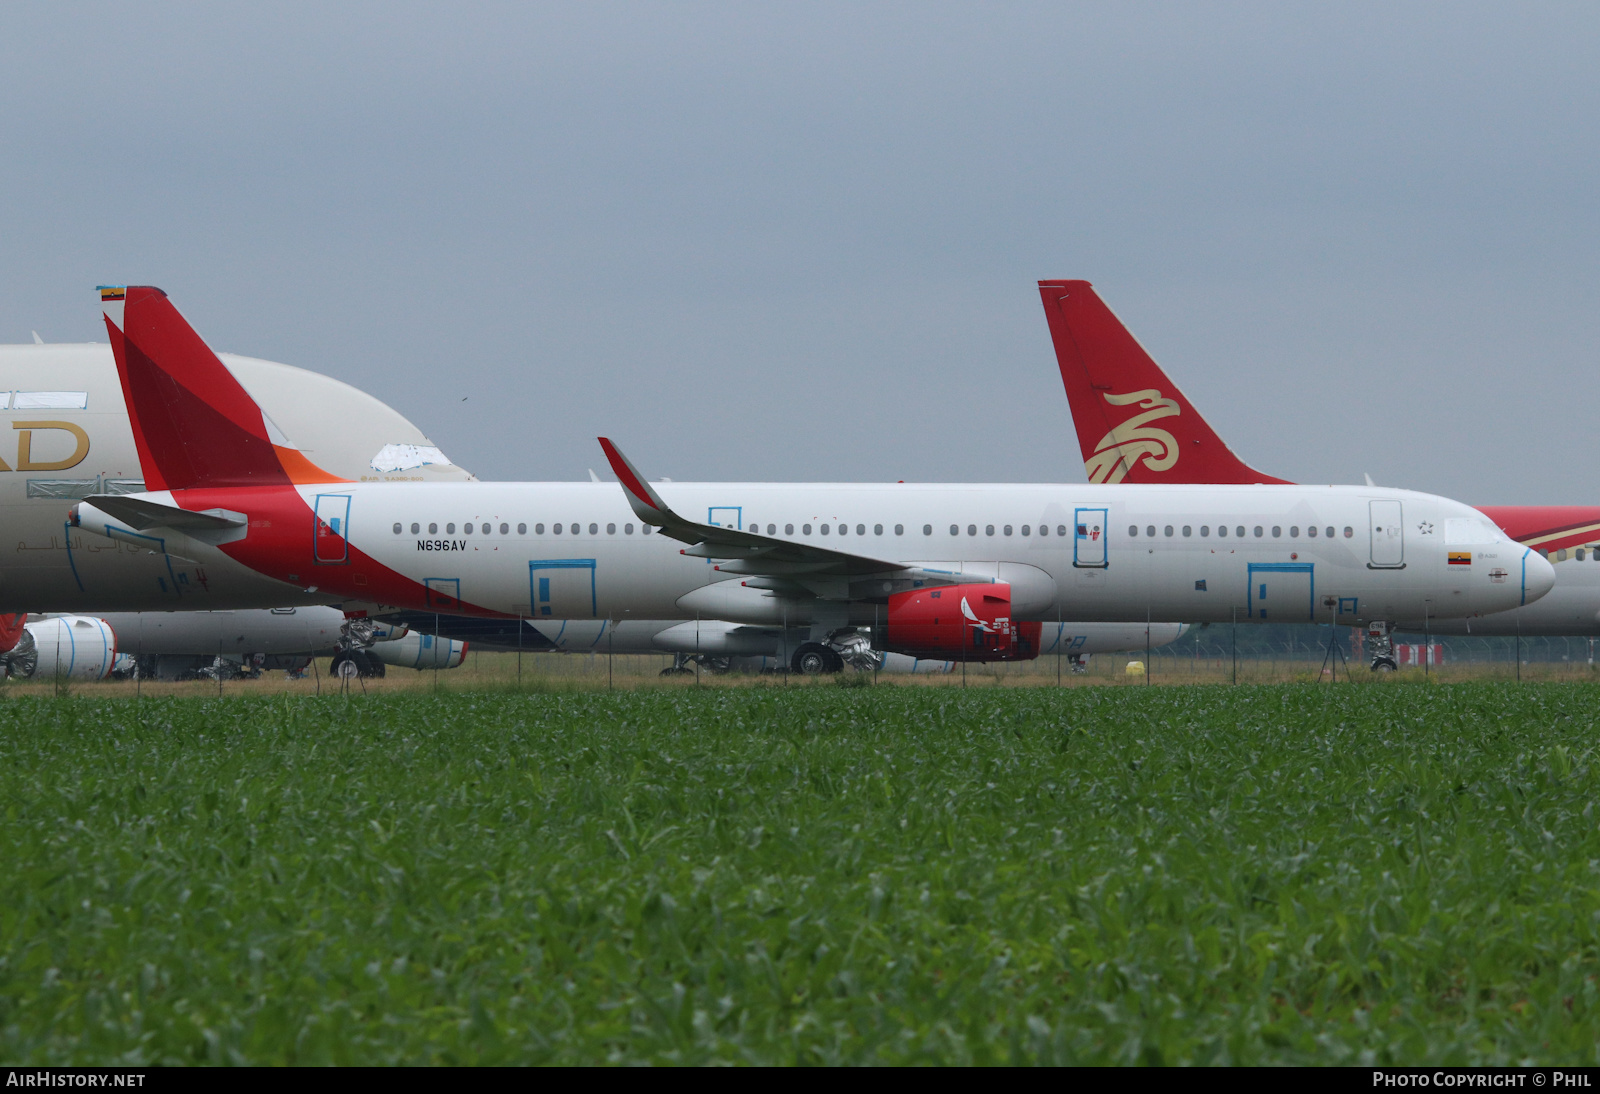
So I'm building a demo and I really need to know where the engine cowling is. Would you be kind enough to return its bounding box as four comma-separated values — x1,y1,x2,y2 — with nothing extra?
882,583,1041,662
23,616,118,680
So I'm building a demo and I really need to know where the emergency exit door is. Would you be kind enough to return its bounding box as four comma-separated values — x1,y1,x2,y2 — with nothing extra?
1074,507,1108,568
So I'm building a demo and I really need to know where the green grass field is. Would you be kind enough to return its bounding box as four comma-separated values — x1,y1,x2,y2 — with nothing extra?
4,682,1600,1065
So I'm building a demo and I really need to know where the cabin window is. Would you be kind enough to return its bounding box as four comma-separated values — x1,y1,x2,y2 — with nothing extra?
607,523,616,535
786,524,794,535
393,523,401,534
464,523,473,534
895,524,905,535
533,523,543,534
874,524,883,535
767,524,776,534
856,524,866,535
1325,526,1334,538
643,525,653,535
1021,525,1031,537
553,523,563,534
1057,525,1067,537
1271,526,1281,537
821,523,830,535
986,525,995,536
500,523,509,535
1308,525,1318,537
625,523,634,534
446,523,456,534
968,524,978,537
803,524,812,535
1200,525,1210,537
1253,526,1263,538
1290,526,1299,537
1182,525,1192,537
411,523,420,534
1129,525,1139,537
589,523,598,535
1217,526,1227,538
429,523,438,534
1236,526,1245,538
1146,525,1156,538
1164,525,1174,537
1343,526,1352,538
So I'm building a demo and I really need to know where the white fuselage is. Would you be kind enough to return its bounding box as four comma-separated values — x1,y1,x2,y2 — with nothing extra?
112,480,1550,627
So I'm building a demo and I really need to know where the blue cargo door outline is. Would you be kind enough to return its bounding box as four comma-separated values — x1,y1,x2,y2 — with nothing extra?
1246,562,1315,621
424,578,460,611
313,494,351,564
1074,507,1108,568
708,506,742,530
529,558,598,618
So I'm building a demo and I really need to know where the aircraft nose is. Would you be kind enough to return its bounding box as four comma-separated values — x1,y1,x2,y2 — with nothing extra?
1523,548,1556,605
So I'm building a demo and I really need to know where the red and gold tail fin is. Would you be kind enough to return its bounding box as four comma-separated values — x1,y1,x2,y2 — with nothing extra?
1038,280,1291,485
99,285,348,490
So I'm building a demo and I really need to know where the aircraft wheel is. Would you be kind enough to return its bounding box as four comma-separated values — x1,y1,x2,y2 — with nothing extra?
791,643,837,675
331,650,379,679
1370,657,1398,673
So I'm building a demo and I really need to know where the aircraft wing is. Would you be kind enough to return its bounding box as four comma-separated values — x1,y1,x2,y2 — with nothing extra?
598,438,909,578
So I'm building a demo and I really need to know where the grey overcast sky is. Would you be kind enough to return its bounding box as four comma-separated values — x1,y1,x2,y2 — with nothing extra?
1,3,1597,502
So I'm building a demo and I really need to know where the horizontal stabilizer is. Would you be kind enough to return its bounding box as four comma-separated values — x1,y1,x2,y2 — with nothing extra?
77,494,245,532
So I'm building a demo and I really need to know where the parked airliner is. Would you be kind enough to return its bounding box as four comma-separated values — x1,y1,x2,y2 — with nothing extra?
69,286,1551,668
1038,278,1600,651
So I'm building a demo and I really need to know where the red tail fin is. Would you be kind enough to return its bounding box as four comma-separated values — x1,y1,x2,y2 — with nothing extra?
98,285,346,491
1038,280,1291,485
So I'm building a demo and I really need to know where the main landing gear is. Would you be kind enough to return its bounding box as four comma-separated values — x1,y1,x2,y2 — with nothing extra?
790,631,883,675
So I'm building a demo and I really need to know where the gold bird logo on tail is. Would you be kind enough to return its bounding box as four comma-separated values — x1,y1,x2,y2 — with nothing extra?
1084,389,1181,484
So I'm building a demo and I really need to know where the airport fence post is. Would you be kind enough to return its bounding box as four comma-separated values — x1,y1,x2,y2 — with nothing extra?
1145,606,1151,687
1231,607,1237,686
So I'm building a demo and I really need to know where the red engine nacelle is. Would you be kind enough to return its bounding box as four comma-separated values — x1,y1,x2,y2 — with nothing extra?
882,583,1041,662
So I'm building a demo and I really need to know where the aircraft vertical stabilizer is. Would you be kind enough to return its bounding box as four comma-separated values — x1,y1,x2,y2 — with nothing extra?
98,285,347,491
1038,280,1291,485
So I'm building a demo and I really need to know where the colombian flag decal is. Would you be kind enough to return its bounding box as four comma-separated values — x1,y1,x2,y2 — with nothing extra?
98,286,125,301
1448,551,1472,566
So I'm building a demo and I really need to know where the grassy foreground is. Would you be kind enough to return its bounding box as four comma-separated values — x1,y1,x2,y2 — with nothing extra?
2,683,1599,1065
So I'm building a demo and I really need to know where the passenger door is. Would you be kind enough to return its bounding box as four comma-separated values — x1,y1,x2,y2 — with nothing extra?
1369,500,1405,568
313,494,351,564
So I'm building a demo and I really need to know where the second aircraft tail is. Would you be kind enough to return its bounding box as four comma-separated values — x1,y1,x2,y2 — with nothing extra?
1037,280,1291,485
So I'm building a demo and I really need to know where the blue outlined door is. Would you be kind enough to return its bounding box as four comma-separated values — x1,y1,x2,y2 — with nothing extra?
424,578,460,611
313,494,350,563
708,507,742,530
1247,563,1314,621
1074,507,1108,568
529,558,598,618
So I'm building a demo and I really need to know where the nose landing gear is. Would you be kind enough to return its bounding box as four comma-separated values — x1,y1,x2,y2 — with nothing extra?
1367,621,1398,672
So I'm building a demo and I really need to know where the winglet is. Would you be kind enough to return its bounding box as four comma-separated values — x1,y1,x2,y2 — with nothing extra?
598,437,675,525
1038,280,1291,485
